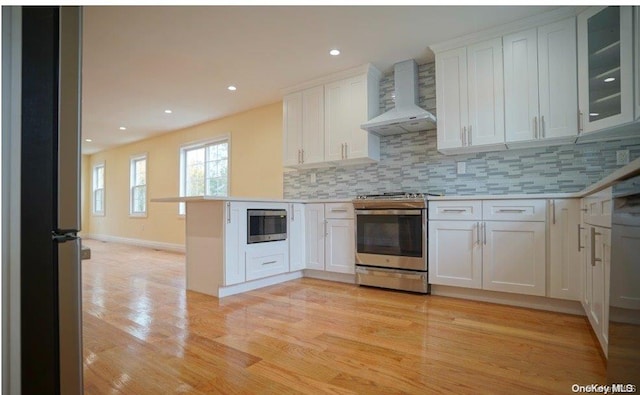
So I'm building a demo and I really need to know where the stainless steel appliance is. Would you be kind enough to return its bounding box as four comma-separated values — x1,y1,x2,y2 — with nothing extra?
247,209,287,243
4,6,84,394
608,174,640,386
353,193,434,293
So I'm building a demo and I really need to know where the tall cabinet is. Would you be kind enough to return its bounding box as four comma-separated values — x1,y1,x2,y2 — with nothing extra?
282,86,325,168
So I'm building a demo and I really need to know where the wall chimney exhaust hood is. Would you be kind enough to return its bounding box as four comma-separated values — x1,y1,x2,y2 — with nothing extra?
361,59,436,136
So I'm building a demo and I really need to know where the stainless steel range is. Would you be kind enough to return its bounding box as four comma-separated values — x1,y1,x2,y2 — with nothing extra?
353,192,436,294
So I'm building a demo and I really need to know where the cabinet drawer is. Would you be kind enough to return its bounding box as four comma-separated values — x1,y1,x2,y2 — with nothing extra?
325,202,354,219
583,187,612,228
482,200,546,221
245,248,287,281
429,201,482,220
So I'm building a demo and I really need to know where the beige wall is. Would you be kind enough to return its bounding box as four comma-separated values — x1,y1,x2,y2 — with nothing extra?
84,102,283,245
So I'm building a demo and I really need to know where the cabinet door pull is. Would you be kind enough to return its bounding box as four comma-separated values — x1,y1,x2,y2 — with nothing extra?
330,208,348,212
476,222,480,245
590,227,602,266
442,209,466,213
551,200,556,225
301,149,305,164
534,116,538,139
341,143,345,159
496,209,526,213
344,143,348,159
324,220,328,237
262,260,277,266
578,110,584,133
290,204,294,221
462,126,467,146
577,224,584,251
541,115,546,138
226,202,231,223
483,222,487,245
468,125,472,145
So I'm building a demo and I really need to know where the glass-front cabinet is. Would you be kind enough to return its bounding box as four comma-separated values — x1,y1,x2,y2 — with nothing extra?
578,6,634,135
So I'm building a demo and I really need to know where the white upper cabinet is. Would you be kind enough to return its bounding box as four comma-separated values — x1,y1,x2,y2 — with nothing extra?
578,6,634,136
282,86,325,168
325,73,380,165
505,17,578,148
436,38,505,154
283,64,380,169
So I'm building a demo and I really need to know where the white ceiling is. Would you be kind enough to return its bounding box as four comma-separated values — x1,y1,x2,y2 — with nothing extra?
81,5,559,154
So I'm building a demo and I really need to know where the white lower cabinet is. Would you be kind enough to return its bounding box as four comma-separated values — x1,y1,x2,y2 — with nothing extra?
429,199,546,297
289,203,306,272
245,241,289,282
482,221,546,296
428,220,482,288
548,199,581,300
325,219,355,274
305,203,326,270
223,202,246,286
582,224,611,354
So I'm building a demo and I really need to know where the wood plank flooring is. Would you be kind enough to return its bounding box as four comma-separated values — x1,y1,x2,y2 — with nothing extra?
81,239,605,394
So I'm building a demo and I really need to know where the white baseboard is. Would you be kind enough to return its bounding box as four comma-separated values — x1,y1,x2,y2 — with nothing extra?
83,233,185,254
431,285,586,316
218,271,304,298
303,269,355,284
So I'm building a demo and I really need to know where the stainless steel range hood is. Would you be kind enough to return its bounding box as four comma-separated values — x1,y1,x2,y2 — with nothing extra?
361,59,436,136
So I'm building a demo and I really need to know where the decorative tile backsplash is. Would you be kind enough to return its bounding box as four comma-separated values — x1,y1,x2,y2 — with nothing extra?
283,62,640,199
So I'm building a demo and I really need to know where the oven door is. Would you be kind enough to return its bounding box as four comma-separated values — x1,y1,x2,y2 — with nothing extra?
355,209,426,271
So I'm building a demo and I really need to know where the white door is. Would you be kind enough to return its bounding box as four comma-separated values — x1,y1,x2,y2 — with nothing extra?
467,37,505,147
224,202,245,285
482,221,546,296
428,221,482,289
504,28,539,143
538,17,578,141
305,204,325,270
289,203,306,272
343,74,369,160
282,92,302,167
325,219,355,274
324,79,346,162
548,199,581,300
301,86,325,165
436,46,468,150
578,6,634,134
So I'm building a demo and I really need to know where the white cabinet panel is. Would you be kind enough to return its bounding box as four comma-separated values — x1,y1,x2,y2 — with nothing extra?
436,46,468,150
583,225,611,354
548,199,581,300
224,202,246,286
282,92,303,167
504,28,539,143
482,221,546,296
245,242,288,281
578,6,634,135
325,202,354,219
610,225,640,309
538,17,578,140
305,204,325,270
467,38,505,147
482,199,547,222
428,220,482,288
429,200,482,221
289,203,306,272
325,219,355,274
301,86,325,166
583,187,613,227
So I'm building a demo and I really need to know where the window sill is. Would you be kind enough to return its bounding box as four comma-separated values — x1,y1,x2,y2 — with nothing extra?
129,213,147,219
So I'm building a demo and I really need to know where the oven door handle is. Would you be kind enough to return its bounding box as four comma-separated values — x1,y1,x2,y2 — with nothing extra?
356,209,422,216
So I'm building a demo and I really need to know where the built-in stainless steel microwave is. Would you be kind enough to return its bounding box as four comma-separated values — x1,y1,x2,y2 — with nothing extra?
247,209,287,244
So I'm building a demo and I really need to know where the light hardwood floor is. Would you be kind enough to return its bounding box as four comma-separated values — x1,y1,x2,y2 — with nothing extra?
82,239,605,394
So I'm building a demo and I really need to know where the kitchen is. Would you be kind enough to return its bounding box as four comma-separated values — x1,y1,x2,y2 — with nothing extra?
4,5,640,394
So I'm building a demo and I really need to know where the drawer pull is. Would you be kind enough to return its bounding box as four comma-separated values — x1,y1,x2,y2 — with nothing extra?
262,260,277,266
442,209,466,213
496,209,526,213
330,208,348,212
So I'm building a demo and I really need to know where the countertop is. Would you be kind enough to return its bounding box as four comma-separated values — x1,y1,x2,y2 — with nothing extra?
152,157,640,204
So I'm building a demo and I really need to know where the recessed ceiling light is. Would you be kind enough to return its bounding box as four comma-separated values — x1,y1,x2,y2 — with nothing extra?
604,77,615,83
227,85,237,91
119,126,126,130
164,109,172,114
589,113,599,116
85,138,92,142
329,49,340,56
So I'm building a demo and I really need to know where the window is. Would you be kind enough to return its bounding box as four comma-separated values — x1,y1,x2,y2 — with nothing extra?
179,138,229,214
92,163,105,215
130,155,147,216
